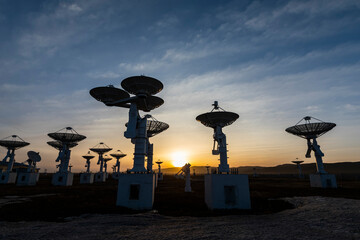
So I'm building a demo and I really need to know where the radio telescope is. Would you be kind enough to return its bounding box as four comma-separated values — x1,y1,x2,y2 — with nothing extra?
80,151,95,184
0,135,30,184
17,151,41,186
82,151,94,173
145,118,169,172
292,158,304,178
110,150,126,179
286,116,337,188
90,75,168,209
196,101,239,173
155,160,163,180
48,127,86,186
110,150,126,173
196,101,251,210
90,76,165,173
103,154,112,177
26,151,41,173
90,142,112,182
175,163,192,192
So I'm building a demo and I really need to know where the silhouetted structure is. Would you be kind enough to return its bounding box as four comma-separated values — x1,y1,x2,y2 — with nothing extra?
197,101,251,210
286,116,337,188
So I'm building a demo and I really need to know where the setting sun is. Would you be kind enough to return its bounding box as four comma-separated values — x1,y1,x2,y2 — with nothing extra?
171,151,188,167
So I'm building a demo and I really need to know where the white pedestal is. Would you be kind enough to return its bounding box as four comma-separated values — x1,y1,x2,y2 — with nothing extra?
80,173,94,184
94,172,106,182
17,172,38,186
310,174,337,188
52,172,74,186
205,174,251,210
112,172,121,180
116,174,155,210
0,172,17,184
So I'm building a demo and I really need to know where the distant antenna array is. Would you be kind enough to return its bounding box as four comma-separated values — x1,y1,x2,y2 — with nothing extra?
90,76,169,173
196,101,239,173
47,127,86,173
0,135,30,173
286,116,336,174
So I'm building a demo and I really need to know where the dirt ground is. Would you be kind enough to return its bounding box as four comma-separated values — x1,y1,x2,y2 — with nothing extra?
0,175,360,239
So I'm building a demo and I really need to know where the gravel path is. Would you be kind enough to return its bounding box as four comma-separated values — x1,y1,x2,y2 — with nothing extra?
1,196,360,240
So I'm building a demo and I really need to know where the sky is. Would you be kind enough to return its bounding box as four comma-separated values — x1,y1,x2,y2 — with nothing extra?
0,0,359,172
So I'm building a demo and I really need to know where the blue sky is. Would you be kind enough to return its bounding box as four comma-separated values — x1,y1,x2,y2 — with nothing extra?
0,0,359,172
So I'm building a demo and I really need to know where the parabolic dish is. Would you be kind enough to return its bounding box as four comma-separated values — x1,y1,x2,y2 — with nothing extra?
82,151,95,160
27,151,41,162
0,135,30,149
48,127,86,143
147,120,169,137
89,86,130,106
110,150,126,158
90,142,112,154
47,141,78,150
121,76,163,96
292,161,304,164
196,111,239,128
103,156,112,161
135,96,164,112
285,122,336,139
155,160,163,164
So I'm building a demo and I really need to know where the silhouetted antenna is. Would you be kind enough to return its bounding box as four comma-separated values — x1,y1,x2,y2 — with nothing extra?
196,101,239,173
286,116,337,188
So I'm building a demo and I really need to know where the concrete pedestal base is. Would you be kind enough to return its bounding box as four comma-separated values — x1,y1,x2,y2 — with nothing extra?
17,173,38,186
310,174,337,188
94,172,106,182
80,173,94,184
116,174,155,210
112,172,121,180
205,174,251,210
0,172,17,184
52,172,74,186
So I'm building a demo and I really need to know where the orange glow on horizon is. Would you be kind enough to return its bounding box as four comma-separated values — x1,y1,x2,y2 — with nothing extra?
171,151,189,167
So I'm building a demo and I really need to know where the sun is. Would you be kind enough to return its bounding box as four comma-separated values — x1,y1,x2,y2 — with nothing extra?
171,151,188,167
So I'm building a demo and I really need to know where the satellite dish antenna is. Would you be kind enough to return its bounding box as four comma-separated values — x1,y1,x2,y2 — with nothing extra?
47,140,78,150
292,158,304,178
145,117,169,172
286,116,336,174
110,150,126,173
90,142,112,173
103,155,112,174
82,151,95,173
196,101,239,173
155,159,163,180
28,151,41,163
26,151,41,173
0,135,30,174
90,75,167,173
48,127,86,143
175,163,192,192
47,127,85,179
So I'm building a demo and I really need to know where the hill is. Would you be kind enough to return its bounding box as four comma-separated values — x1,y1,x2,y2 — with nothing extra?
161,162,360,175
